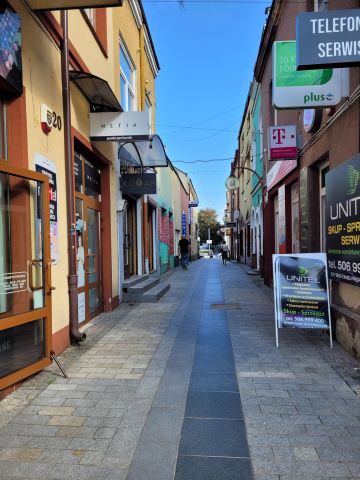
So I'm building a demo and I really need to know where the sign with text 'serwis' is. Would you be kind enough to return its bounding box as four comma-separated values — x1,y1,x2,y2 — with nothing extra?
326,154,360,286
297,9,360,70
120,173,156,195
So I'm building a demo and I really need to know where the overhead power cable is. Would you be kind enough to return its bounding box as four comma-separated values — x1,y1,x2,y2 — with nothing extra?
158,124,238,133
173,151,264,163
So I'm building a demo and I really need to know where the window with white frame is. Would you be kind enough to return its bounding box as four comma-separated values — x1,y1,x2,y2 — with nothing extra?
84,8,96,27
120,42,136,112
145,95,152,134
319,163,329,252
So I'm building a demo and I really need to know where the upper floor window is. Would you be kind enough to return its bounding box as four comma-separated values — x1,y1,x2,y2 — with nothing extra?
314,0,328,11
84,8,95,27
120,43,136,112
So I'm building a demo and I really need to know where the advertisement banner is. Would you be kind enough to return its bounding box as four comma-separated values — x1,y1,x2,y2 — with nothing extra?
273,41,342,109
267,159,297,191
182,212,187,236
297,9,360,70
326,154,360,286
34,154,59,264
273,253,332,347
278,185,286,254
269,125,297,160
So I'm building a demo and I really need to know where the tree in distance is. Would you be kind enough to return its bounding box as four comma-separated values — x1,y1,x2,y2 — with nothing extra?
198,208,223,245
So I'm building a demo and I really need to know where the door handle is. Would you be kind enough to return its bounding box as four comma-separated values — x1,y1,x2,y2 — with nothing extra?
85,253,96,275
47,260,56,292
28,260,43,292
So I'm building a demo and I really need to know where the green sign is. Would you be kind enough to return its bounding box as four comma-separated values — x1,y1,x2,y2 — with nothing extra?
273,41,343,109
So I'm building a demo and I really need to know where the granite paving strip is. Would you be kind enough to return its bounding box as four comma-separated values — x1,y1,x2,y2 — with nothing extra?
220,260,360,480
175,260,253,480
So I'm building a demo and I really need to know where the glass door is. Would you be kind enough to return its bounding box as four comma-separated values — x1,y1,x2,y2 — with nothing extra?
0,161,52,391
86,205,101,319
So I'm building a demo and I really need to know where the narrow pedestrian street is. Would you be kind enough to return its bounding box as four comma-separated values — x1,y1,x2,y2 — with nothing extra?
0,258,360,480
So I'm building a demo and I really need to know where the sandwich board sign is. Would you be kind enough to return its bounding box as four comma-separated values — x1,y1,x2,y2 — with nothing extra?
272,253,332,348
296,9,360,70
272,41,343,109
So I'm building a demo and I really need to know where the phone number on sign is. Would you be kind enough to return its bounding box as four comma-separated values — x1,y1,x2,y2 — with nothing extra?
330,261,360,273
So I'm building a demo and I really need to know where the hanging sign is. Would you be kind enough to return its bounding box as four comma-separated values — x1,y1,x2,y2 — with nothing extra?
326,154,360,286
182,212,187,236
90,111,150,141
120,173,156,195
296,9,360,70
189,200,199,208
273,41,342,109
273,253,332,348
267,160,297,191
35,154,59,264
269,125,297,161
225,222,236,228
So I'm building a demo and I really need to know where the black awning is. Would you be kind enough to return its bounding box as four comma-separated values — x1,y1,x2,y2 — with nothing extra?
118,135,168,169
26,0,122,10
70,70,122,113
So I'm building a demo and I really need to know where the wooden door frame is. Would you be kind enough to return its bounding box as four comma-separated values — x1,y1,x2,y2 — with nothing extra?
0,160,52,391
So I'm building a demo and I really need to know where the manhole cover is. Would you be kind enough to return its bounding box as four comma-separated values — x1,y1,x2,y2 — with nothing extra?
211,303,240,310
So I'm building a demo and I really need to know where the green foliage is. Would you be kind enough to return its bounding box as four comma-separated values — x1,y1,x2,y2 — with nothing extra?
198,208,223,245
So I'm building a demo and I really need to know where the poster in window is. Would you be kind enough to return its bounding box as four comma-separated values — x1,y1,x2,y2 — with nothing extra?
34,154,59,265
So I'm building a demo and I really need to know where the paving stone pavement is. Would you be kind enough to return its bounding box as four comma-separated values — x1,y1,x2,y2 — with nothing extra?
0,258,359,480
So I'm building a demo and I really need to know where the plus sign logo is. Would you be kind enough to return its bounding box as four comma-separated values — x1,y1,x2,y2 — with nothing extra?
269,125,297,161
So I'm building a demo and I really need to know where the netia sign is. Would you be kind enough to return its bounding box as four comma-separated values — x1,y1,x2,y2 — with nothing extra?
297,9,360,70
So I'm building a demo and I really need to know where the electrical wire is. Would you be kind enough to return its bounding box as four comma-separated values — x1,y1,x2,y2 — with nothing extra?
173,151,264,163
158,124,238,133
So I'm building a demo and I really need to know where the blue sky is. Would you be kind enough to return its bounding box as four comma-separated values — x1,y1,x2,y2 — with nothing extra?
143,0,267,220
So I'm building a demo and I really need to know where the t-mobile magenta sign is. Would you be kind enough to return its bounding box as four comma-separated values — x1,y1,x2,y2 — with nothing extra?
269,125,298,161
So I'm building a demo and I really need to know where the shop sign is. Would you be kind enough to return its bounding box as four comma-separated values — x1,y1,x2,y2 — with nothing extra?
269,125,297,161
120,173,156,195
189,207,192,225
225,222,236,228
297,9,360,70
90,111,150,141
278,185,286,253
0,7,22,94
273,253,332,348
326,154,360,286
35,154,59,264
182,212,187,236
267,159,297,191
272,41,342,109
189,200,199,207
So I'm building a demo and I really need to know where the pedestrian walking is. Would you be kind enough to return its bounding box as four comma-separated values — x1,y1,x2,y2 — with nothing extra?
220,240,229,265
178,235,190,270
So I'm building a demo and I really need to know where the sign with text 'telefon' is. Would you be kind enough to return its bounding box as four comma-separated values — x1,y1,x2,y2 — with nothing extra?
297,9,360,70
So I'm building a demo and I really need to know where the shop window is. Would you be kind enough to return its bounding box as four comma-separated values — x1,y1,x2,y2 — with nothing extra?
319,163,329,252
120,42,136,112
274,195,279,254
291,183,300,253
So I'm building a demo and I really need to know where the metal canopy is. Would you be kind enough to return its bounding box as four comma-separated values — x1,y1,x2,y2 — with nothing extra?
118,135,168,168
25,0,123,10
69,71,121,113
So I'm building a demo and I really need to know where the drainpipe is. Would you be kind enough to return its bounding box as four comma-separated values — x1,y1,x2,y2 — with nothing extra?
61,10,85,343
